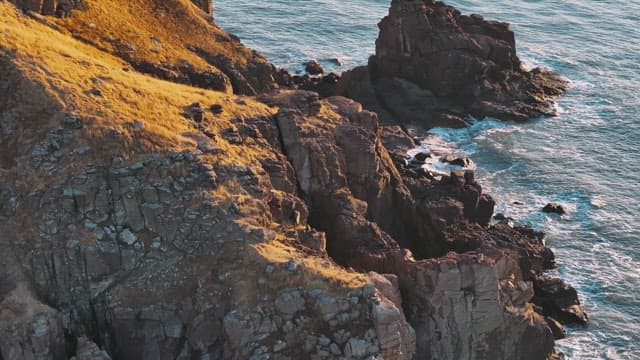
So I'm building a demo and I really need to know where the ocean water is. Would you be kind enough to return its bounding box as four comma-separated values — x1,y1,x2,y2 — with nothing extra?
216,1,640,358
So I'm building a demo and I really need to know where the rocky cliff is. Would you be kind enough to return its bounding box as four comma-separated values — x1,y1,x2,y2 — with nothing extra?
0,0,584,359
320,0,569,128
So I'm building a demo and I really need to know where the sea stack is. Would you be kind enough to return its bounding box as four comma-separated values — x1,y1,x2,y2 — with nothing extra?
334,0,569,128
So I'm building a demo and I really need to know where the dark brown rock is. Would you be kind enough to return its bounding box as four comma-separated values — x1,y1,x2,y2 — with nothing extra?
543,203,566,214
371,0,568,122
533,277,589,326
190,0,212,16
304,60,324,76
545,317,567,340
209,104,224,114
331,0,568,129
187,102,205,122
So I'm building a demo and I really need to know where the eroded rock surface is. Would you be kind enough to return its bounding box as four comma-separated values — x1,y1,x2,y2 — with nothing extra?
328,0,569,128
257,90,581,359
8,0,83,16
0,1,586,359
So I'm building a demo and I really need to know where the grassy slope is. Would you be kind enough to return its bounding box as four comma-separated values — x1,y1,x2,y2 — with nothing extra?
0,2,366,290
57,0,256,71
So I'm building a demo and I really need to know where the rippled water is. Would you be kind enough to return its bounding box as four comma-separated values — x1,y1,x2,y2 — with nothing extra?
216,1,640,358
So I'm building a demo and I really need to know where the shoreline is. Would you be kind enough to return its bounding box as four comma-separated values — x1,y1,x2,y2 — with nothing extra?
0,0,589,358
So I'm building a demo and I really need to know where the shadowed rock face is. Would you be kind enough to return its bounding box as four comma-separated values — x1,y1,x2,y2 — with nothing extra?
258,90,572,359
9,0,82,16
190,0,212,16
328,0,569,128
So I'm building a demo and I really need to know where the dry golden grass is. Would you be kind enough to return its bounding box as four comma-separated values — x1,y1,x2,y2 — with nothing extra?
0,1,366,293
0,2,272,159
253,241,368,290
55,0,255,70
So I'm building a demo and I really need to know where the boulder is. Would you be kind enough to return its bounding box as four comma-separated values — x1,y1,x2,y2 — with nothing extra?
304,60,324,76
533,277,589,326
543,203,566,215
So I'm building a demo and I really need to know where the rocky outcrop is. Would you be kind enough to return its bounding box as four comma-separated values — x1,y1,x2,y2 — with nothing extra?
257,90,581,359
533,277,589,326
0,1,586,359
357,250,555,359
325,0,568,128
0,286,68,360
8,0,82,16
190,0,212,16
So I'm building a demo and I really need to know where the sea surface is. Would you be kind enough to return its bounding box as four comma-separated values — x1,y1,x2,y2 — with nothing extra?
216,1,640,358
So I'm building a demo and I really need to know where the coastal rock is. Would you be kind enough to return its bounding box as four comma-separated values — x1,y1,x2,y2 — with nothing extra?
372,0,568,122
533,277,589,326
304,60,325,76
0,285,67,360
0,1,584,359
543,203,566,215
332,0,568,128
354,250,556,359
263,90,566,359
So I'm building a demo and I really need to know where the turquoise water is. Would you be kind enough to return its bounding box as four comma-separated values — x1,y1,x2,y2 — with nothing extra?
216,1,640,358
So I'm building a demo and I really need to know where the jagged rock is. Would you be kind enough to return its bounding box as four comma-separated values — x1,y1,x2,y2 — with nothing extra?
72,337,112,360
543,203,566,215
0,285,67,360
190,0,212,16
533,277,588,326
371,0,568,122
331,0,568,128
304,60,324,76
358,250,556,359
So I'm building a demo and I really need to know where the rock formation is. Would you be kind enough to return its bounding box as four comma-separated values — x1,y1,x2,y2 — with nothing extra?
0,0,585,359
190,0,212,16
8,0,83,16
325,0,569,128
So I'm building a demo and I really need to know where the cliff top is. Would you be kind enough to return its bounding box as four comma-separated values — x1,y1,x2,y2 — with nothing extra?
0,0,367,289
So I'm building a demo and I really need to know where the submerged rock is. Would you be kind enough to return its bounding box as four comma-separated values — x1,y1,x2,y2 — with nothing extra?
543,202,566,214
304,60,324,76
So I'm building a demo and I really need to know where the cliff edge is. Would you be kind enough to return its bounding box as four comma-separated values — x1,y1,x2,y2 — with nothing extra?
0,1,584,359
